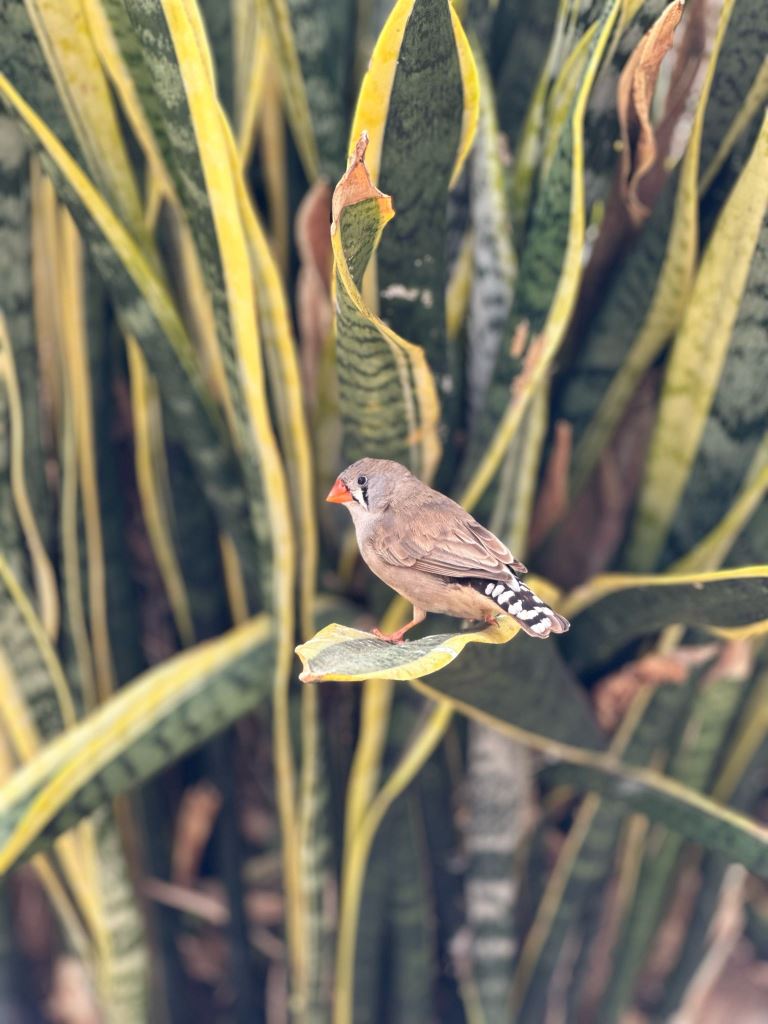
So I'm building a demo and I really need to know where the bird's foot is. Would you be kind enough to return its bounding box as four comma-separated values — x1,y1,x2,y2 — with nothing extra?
372,627,407,644
483,613,501,627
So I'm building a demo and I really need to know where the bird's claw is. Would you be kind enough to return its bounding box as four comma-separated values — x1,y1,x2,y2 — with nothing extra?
372,627,406,644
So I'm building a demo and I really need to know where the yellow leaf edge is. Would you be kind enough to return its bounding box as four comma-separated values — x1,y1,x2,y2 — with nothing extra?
561,564,768,620
296,616,519,683
349,0,478,189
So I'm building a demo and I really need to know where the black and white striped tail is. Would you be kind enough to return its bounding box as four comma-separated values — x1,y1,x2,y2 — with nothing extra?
470,575,570,638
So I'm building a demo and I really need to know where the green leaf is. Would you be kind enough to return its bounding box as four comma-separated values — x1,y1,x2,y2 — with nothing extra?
513,672,699,1021
198,0,235,116
281,0,354,178
0,75,257,576
0,117,49,559
0,310,57,639
119,0,299,603
0,615,275,874
493,0,559,153
466,48,516,435
23,0,145,233
416,629,603,750
413,671,768,884
0,3,88,176
461,0,622,515
655,680,768,1017
533,758,768,880
334,700,453,1024
1,526,147,1016
331,135,442,480
670,442,768,574
376,799,434,1024
559,0,744,494
353,697,436,1024
258,0,321,180
371,0,478,404
659,196,768,567
595,644,754,1021
465,726,532,1020
626,112,768,570
562,567,768,672
296,617,519,684
699,0,768,185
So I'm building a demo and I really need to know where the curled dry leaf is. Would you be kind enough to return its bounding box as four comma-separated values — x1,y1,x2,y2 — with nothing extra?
171,780,223,886
143,877,229,926
617,0,686,225
592,644,717,732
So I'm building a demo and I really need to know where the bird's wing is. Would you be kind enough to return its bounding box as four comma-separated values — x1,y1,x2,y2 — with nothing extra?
373,500,527,580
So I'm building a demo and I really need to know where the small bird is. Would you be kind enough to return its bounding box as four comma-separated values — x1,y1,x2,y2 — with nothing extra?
326,457,570,643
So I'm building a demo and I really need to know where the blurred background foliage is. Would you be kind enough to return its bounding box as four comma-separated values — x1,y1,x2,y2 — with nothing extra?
0,0,767,1021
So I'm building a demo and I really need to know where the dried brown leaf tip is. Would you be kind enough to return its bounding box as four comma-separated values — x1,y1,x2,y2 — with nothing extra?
593,645,715,732
617,0,685,225
331,131,393,224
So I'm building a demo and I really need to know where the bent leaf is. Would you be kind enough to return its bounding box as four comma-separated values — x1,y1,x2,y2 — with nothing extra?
332,134,441,480
416,633,603,750
0,615,275,875
562,566,768,671
542,758,768,881
563,0,742,497
0,72,255,567
416,672,768,881
296,617,519,683
617,0,685,224
656,158,768,567
354,0,479,400
626,112,768,570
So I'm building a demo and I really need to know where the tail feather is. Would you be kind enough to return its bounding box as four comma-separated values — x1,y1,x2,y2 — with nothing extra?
469,575,570,638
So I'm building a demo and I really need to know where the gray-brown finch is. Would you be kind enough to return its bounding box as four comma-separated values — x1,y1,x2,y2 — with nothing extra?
326,457,570,643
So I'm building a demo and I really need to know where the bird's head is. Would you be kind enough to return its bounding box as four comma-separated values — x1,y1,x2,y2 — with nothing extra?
326,458,412,514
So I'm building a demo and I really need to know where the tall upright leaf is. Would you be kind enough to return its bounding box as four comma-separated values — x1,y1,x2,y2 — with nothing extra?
331,134,441,480
626,113,768,570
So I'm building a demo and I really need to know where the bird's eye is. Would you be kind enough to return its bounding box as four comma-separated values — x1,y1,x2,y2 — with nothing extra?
357,475,367,486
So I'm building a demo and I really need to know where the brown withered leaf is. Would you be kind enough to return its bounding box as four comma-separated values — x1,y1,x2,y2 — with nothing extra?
46,957,101,1024
171,780,222,886
509,319,530,360
331,131,392,221
617,0,686,225
143,877,229,926
528,420,573,550
592,645,716,732
535,372,658,588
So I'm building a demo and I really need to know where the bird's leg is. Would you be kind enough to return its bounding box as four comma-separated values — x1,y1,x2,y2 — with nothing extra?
372,607,426,644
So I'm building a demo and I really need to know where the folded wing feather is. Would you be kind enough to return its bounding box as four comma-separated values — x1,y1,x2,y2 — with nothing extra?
374,501,528,580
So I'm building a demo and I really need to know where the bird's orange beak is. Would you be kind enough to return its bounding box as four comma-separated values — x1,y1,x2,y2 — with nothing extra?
326,477,352,503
